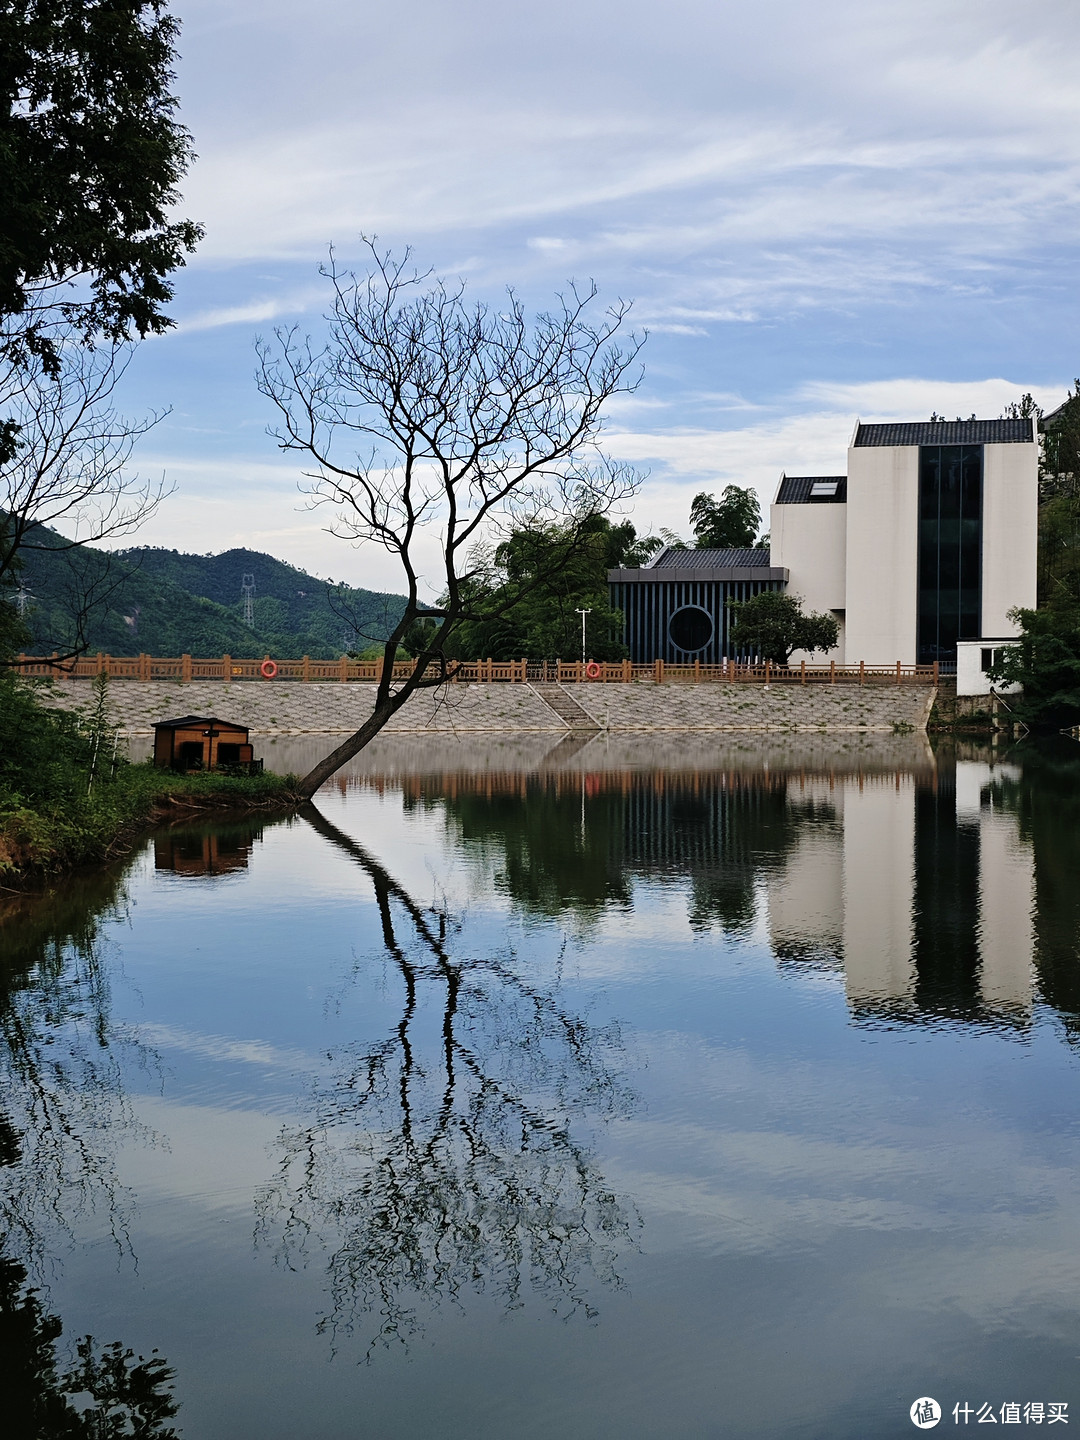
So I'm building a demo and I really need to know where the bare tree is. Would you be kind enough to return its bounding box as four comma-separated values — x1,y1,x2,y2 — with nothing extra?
0,319,168,660
257,242,644,797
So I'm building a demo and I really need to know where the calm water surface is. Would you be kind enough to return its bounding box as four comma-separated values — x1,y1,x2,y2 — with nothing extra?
5,733,1080,1438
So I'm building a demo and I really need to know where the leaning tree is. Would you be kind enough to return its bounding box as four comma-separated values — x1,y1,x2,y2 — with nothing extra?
257,242,644,797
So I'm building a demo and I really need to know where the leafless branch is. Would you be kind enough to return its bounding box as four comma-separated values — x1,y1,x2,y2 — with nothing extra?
257,240,645,795
0,310,170,657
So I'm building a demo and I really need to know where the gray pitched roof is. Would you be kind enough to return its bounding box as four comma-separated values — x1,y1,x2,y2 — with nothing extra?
853,419,1035,447
775,475,847,504
652,545,772,569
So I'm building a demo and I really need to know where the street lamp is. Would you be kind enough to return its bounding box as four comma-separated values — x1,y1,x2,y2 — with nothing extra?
575,607,592,665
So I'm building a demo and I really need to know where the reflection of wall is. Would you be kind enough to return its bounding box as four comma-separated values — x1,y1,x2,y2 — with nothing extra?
767,781,843,964
977,803,1035,1013
764,763,1036,1025
842,776,917,1006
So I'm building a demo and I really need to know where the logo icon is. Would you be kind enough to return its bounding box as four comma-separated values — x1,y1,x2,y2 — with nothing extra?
910,1398,941,1429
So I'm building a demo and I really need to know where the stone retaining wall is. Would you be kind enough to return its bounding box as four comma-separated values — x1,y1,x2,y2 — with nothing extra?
37,676,935,735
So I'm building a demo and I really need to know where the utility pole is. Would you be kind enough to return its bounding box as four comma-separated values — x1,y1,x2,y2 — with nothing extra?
575,607,591,664
240,573,256,628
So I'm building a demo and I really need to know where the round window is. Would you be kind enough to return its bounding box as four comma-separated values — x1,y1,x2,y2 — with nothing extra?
668,605,714,653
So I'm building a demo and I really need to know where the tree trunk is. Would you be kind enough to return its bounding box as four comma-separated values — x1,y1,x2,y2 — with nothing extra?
296,663,444,796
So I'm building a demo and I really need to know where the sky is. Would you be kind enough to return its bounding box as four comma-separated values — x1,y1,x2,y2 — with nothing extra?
110,0,1080,596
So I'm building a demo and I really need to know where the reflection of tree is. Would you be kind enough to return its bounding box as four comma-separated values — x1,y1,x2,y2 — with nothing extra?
407,777,632,919
417,770,807,936
257,804,637,1354
995,740,1080,1033
0,1253,180,1438
0,866,183,1434
0,862,150,1273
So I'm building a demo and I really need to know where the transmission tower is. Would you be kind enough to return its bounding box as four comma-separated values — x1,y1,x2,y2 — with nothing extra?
15,582,31,617
240,573,256,628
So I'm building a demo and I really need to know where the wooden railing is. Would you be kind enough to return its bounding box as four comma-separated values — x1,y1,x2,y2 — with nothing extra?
12,653,942,687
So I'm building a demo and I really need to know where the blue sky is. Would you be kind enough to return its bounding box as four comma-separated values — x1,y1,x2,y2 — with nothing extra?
114,0,1080,594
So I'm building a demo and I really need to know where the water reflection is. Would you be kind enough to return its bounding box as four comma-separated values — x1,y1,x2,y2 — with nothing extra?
0,866,146,1273
0,1252,180,1438
8,735,1080,1430
256,804,637,1354
154,818,265,878
0,869,181,1435
363,741,1076,1036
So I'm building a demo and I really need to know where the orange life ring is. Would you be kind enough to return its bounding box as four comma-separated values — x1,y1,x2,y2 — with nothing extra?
585,661,602,679
260,659,278,679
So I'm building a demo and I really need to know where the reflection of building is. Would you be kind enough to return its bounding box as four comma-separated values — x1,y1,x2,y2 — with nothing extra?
766,761,1035,1025
609,417,1038,667
154,825,262,877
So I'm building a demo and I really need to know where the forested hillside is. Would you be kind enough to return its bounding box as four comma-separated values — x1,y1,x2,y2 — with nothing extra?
119,547,406,657
16,535,406,659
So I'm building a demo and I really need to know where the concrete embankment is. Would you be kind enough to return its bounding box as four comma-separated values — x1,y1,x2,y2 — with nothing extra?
39,677,936,735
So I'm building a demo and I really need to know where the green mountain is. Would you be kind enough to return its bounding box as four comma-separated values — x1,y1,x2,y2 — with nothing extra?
15,534,407,659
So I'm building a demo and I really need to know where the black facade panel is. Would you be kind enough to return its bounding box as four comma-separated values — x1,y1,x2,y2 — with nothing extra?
917,444,983,665
611,577,785,663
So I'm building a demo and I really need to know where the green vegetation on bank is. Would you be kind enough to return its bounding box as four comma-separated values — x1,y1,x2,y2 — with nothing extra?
984,391,1080,728
0,673,296,882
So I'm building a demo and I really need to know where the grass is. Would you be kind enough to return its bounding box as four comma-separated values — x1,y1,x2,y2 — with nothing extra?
1,762,299,883
0,672,300,884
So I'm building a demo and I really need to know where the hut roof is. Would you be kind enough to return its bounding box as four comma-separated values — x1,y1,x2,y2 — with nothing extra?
152,716,248,731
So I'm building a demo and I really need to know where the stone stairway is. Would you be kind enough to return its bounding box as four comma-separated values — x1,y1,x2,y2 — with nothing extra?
529,683,601,730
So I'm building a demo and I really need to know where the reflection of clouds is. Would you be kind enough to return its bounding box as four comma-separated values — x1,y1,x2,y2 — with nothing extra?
600,1025,1080,1335
137,1023,321,1075
120,1097,288,1217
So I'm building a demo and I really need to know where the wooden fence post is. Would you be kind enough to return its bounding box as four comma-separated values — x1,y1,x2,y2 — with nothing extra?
182,653,192,683
859,660,865,686
222,653,231,682
765,659,771,686
654,658,663,684
302,654,310,681
933,661,939,686
896,659,901,687
800,658,806,685
623,658,631,682
694,657,701,681
830,659,835,685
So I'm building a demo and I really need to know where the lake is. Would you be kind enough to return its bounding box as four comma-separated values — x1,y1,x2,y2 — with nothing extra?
4,732,1080,1438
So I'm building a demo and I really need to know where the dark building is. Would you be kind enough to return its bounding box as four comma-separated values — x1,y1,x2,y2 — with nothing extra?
607,546,786,665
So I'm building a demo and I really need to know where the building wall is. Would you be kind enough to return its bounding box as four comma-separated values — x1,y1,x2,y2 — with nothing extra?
844,444,920,664
769,501,847,664
610,575,783,664
981,440,1038,637
955,639,1022,697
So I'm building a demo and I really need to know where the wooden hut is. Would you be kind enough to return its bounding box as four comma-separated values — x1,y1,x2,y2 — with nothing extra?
152,716,262,773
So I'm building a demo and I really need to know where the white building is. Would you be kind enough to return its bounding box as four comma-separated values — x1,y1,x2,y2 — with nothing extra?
770,417,1038,666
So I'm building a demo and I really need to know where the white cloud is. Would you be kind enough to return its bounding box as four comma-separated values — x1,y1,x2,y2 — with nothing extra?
174,287,325,334
605,375,1071,532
